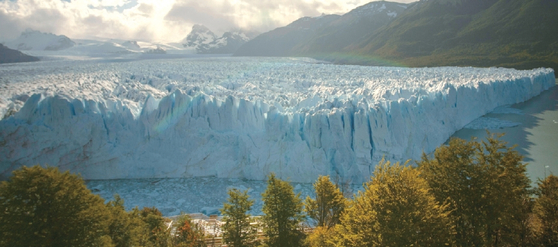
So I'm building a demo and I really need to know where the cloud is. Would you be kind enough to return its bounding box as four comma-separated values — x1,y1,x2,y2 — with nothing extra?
0,10,25,41
0,0,418,43
164,0,356,34
165,1,238,33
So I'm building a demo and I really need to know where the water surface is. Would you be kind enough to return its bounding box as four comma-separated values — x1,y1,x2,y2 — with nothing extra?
451,81,558,185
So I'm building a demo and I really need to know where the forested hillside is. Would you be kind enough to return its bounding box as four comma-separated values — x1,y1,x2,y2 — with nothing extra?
236,0,558,71
356,0,558,70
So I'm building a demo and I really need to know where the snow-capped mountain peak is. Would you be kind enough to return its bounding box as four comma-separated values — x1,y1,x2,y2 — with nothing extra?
7,29,75,51
182,24,217,48
181,25,254,54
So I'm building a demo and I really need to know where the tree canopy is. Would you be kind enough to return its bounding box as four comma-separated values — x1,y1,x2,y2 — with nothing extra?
418,133,531,246
0,165,111,247
261,173,305,247
334,159,454,247
304,175,346,229
221,188,258,247
533,174,558,246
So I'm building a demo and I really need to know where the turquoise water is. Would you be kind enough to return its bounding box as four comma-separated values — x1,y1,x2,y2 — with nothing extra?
451,82,558,185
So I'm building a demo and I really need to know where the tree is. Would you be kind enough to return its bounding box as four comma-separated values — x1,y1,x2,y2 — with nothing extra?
106,195,148,247
304,175,346,229
172,213,206,247
533,174,558,246
261,173,305,247
333,160,454,247
221,188,258,247
139,206,171,247
0,165,111,247
418,133,531,246
304,226,335,247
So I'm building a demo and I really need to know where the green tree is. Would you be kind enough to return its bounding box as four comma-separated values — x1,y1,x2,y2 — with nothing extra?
172,213,206,247
221,188,258,247
334,160,454,247
261,173,305,247
0,165,111,247
533,174,558,246
304,175,346,229
418,133,531,246
106,195,149,247
139,206,171,247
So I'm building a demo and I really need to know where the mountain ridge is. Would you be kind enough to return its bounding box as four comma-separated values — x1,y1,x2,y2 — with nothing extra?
5,29,75,51
182,24,256,54
235,0,558,71
234,2,409,57
0,44,40,64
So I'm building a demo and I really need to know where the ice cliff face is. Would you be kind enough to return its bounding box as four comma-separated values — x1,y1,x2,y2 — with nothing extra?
0,57,555,182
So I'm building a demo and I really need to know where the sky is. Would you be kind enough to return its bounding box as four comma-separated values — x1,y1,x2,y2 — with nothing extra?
0,0,419,43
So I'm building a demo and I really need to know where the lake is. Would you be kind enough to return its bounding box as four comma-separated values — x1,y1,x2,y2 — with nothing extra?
451,80,558,185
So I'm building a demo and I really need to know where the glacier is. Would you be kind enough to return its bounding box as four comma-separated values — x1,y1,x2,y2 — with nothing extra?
0,57,555,183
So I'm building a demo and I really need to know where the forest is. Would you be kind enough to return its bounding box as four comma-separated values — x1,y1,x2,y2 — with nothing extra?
0,133,556,247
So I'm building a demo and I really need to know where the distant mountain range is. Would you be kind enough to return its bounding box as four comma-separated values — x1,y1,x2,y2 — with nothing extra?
5,29,75,51
235,0,558,71
0,44,39,64
182,24,258,54
3,0,556,70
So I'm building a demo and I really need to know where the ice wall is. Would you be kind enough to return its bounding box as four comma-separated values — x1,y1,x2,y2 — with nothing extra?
0,58,555,183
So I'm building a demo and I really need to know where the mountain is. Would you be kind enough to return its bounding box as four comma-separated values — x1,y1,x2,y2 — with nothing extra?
181,25,256,54
353,0,558,70
6,29,75,51
0,44,40,63
297,2,409,54
70,41,133,54
234,2,409,56
182,24,217,52
121,41,141,50
143,46,166,54
205,31,251,54
235,0,558,71
234,15,341,56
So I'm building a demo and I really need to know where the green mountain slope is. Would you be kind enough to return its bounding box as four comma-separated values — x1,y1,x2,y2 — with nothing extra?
295,1,409,54
351,0,558,70
236,0,558,71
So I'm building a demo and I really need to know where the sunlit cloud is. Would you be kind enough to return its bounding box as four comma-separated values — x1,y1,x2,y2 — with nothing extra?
0,0,418,43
